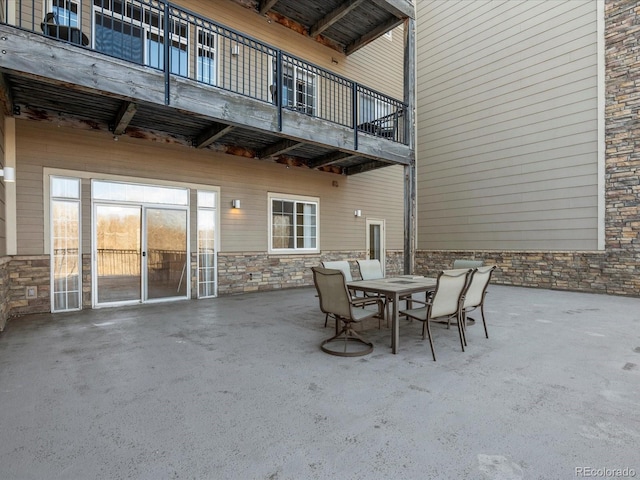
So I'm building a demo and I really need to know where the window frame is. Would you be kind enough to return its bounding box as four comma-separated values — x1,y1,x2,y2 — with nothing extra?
92,0,188,75
50,175,82,313
271,59,317,115
196,27,217,85
51,0,79,27
268,192,319,254
196,190,218,298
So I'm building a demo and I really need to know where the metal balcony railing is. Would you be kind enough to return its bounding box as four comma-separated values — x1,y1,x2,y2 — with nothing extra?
2,0,408,145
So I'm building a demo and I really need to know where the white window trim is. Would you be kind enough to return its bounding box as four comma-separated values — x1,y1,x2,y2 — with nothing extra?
196,190,218,299
49,0,79,27
50,175,82,313
196,27,218,86
270,59,318,114
268,192,319,254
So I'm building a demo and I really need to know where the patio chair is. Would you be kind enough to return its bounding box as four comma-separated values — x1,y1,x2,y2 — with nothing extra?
322,260,355,282
356,259,390,322
312,267,383,357
399,268,472,361
357,259,410,325
321,260,379,328
461,265,496,339
453,259,483,269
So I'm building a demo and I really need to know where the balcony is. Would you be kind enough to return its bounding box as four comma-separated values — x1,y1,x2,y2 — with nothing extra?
0,0,414,175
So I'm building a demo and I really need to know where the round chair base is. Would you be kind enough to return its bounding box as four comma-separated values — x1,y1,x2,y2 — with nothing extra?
321,335,373,357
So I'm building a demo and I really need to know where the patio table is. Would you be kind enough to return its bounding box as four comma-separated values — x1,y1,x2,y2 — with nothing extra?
347,276,436,354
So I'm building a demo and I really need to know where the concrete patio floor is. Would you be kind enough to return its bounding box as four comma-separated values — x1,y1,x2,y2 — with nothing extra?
0,284,639,480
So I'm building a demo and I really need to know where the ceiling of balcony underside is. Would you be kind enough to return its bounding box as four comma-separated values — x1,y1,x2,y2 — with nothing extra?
4,72,396,175
231,0,414,54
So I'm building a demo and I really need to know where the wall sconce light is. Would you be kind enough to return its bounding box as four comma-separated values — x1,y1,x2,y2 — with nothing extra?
232,199,241,209
0,166,15,182
231,45,239,56
354,209,362,217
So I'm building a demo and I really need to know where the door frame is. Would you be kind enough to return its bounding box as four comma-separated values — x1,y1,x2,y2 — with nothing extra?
365,218,385,275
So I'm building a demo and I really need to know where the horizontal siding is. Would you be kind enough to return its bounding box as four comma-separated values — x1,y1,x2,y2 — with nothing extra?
416,0,599,250
15,120,404,256
185,0,405,100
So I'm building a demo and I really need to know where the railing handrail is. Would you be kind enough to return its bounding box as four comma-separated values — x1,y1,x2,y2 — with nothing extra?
3,0,409,145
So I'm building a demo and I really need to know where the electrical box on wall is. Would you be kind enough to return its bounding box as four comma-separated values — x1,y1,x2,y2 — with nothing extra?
26,286,37,299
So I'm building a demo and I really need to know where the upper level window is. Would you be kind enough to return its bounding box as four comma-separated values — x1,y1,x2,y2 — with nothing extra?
52,0,79,27
281,63,316,115
93,0,187,75
197,29,217,85
269,193,318,253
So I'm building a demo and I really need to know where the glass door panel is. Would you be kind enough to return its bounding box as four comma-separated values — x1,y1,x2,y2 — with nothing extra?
95,205,142,304
366,219,385,275
145,208,188,300
52,199,81,311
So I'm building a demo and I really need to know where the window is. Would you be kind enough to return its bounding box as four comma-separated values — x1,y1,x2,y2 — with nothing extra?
280,63,316,115
51,176,82,312
93,0,188,75
197,191,217,298
358,93,392,126
197,29,217,85
269,193,318,253
52,0,79,27
358,92,397,138
146,19,188,76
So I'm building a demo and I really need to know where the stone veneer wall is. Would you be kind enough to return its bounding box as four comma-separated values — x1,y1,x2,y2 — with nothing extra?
606,0,640,254
0,256,11,330
6,256,50,318
415,0,640,298
4,251,395,317
216,251,402,295
415,250,639,296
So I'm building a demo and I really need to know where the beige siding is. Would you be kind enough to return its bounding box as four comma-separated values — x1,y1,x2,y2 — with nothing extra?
186,0,405,100
15,120,404,256
0,114,6,255
416,0,599,250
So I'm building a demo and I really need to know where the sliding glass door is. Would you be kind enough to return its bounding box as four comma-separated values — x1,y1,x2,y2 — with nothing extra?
92,180,189,307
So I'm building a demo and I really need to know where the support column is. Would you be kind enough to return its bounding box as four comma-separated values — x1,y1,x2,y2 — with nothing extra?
403,16,416,274
4,116,16,255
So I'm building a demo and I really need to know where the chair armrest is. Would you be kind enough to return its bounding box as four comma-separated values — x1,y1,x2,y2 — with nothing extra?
351,296,382,307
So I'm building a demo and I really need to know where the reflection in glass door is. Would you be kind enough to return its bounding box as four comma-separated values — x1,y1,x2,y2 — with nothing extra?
95,205,142,304
146,208,188,300
94,205,188,305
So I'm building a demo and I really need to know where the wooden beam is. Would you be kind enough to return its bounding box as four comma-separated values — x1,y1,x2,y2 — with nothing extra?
345,16,405,55
0,72,15,116
112,101,138,135
194,124,235,149
307,151,358,169
310,0,366,37
369,0,415,20
344,160,390,175
258,0,279,15
257,138,302,158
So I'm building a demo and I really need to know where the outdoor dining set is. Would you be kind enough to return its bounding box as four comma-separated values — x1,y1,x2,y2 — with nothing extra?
312,259,496,359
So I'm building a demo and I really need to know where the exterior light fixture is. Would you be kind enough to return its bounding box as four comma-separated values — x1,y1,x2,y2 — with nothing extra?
0,166,15,182
232,199,241,209
354,209,362,217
